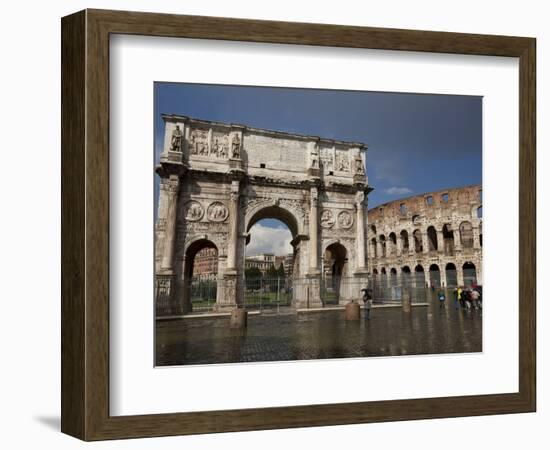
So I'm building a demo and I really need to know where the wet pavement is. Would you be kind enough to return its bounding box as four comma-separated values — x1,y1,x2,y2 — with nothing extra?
155,293,482,366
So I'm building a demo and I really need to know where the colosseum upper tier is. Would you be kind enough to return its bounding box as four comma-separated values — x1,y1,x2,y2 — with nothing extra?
367,185,482,288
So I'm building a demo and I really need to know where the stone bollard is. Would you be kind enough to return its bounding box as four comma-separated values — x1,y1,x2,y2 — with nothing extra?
402,289,411,313
230,308,248,328
345,301,361,321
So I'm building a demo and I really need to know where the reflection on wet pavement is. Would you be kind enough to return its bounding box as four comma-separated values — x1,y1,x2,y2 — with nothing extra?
155,294,482,366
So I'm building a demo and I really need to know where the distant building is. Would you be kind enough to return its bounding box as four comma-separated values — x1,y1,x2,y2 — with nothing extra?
368,184,482,288
283,253,294,277
274,255,285,271
192,247,218,279
248,253,286,275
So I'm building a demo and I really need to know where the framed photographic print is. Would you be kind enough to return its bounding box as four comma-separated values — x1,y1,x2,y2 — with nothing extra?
61,9,536,440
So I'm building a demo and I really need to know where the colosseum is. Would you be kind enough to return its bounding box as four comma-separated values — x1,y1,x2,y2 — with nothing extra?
367,185,482,298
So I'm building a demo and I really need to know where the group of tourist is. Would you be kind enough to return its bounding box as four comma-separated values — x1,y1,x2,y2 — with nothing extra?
438,286,482,310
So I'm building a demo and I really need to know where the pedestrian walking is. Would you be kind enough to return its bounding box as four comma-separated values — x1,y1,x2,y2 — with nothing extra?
463,289,472,309
362,287,373,320
437,289,446,309
460,288,470,309
471,289,481,309
452,287,459,309
457,286,464,308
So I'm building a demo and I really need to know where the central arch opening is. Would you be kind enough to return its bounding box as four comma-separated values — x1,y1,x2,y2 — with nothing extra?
245,208,296,308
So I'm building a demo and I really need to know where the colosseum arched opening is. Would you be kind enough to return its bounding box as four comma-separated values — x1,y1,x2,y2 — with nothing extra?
379,235,387,257
388,232,397,257
400,230,409,253
390,267,398,286
427,226,438,252
370,237,378,258
445,263,458,287
463,262,478,287
429,264,441,288
414,265,425,288
401,266,412,287
413,229,423,253
442,224,455,256
460,221,474,248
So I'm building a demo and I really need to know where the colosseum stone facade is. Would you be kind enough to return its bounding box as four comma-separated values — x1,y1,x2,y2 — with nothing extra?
367,185,482,292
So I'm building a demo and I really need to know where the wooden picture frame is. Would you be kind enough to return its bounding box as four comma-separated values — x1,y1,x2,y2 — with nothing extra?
61,9,536,441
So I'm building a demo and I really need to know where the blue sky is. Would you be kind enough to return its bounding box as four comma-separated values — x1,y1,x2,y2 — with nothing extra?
154,82,481,255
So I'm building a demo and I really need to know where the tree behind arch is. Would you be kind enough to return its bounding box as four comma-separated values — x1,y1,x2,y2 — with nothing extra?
277,263,285,279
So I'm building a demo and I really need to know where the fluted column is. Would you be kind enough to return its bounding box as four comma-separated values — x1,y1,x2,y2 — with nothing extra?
436,229,444,253
454,230,462,251
457,269,465,287
440,269,447,288
226,180,240,271
160,175,180,272
377,240,383,259
472,226,481,249
355,191,367,271
309,187,319,273
396,235,402,256
408,230,415,256
421,231,429,254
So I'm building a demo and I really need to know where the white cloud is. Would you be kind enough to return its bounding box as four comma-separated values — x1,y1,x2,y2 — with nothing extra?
384,186,413,196
246,224,292,256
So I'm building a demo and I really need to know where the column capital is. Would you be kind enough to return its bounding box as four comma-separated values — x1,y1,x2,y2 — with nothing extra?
310,186,319,203
230,179,240,201
355,190,365,206
159,174,180,194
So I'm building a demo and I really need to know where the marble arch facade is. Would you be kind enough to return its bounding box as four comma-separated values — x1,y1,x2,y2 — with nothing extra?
155,115,370,314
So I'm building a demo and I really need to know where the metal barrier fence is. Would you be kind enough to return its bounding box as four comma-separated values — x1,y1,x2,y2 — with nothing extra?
188,278,218,312
368,273,429,304
243,277,292,311
155,274,469,315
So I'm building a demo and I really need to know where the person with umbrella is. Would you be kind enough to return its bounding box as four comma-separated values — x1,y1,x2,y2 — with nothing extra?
361,286,373,320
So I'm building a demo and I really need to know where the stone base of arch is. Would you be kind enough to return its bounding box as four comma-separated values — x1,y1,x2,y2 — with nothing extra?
293,273,323,309
213,272,240,311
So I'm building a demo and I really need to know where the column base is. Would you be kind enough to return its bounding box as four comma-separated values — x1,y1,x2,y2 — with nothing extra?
216,272,239,309
293,272,323,309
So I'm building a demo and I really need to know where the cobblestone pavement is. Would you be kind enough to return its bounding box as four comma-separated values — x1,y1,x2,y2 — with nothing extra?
155,293,482,366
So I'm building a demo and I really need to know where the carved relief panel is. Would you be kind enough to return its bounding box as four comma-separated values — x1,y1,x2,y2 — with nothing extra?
188,128,209,156
319,146,334,173
335,150,350,172
320,209,335,228
184,201,204,221
337,210,354,229
207,202,229,222
211,132,229,158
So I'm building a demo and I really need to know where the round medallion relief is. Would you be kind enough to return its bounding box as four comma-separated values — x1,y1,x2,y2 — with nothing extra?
184,201,204,221
207,202,229,222
320,209,335,228
337,210,354,229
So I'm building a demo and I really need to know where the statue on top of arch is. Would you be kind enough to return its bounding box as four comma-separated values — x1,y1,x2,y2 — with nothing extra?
231,134,241,159
170,125,183,152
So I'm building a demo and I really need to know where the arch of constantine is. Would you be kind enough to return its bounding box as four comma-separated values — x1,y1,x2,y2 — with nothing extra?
367,185,482,292
155,115,370,314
